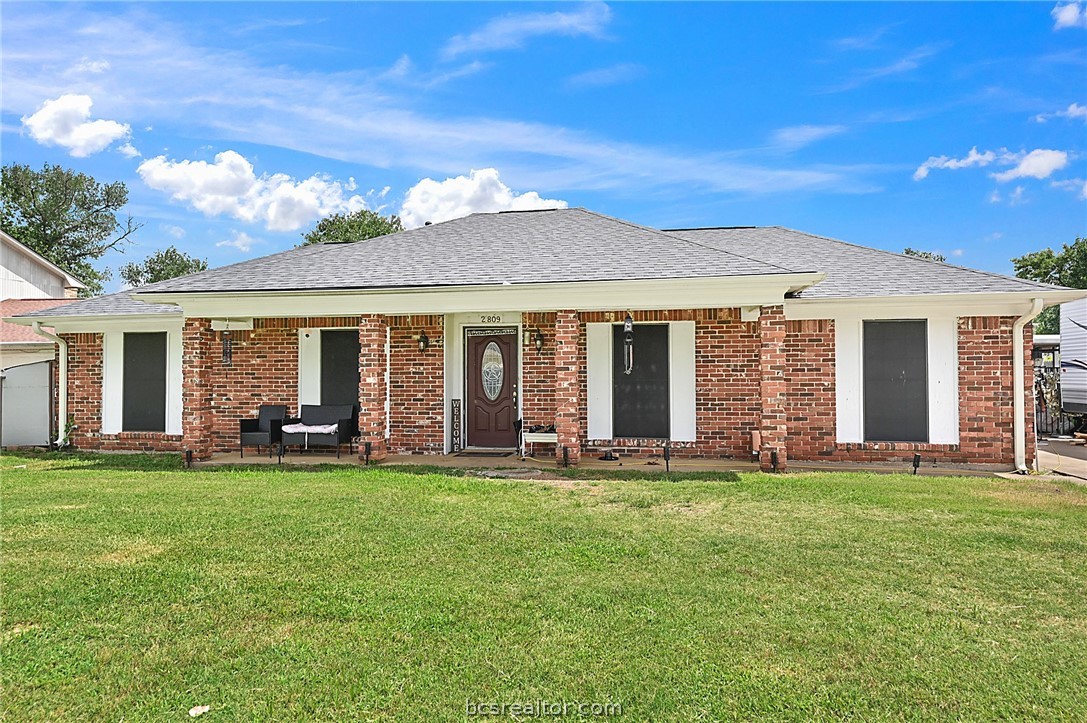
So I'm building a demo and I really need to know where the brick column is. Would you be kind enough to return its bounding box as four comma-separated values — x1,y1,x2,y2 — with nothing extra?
358,314,388,461
758,305,788,471
554,309,581,466
182,318,215,460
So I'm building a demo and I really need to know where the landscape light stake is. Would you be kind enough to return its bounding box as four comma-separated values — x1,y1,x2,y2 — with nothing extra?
185,450,193,469
913,453,922,475
562,445,570,468
771,450,779,473
664,442,671,473
365,441,372,465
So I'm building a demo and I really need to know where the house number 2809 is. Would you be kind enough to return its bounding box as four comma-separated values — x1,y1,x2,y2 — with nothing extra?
480,314,502,324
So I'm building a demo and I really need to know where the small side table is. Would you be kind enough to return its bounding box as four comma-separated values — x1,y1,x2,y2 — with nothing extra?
521,431,558,458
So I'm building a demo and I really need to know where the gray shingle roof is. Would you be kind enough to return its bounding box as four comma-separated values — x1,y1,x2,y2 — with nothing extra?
11,290,179,319
135,208,804,294
667,226,1063,298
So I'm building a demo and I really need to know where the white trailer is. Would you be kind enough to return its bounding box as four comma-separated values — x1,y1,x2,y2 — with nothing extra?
1061,298,1087,414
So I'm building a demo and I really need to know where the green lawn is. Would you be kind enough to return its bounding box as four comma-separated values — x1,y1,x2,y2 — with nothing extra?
3,452,1086,721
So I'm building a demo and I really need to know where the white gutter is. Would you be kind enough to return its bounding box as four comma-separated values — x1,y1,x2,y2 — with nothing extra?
30,322,68,447
1013,298,1044,473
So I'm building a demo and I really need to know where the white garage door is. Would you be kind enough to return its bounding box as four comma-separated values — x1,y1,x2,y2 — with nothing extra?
1,361,52,447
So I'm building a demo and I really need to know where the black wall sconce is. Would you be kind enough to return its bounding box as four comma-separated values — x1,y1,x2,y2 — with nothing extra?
533,327,544,353
622,312,634,375
417,329,430,352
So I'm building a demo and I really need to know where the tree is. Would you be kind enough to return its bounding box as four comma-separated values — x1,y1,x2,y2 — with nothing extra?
300,209,403,246
1012,237,1087,334
0,163,141,295
119,246,209,288
903,248,947,263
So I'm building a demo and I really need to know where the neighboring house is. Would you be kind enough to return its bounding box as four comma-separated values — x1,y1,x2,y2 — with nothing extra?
1,231,84,446
1060,298,1087,414
7,209,1086,470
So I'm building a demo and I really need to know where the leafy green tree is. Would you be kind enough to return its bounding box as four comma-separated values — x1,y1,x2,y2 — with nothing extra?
119,246,209,288
300,209,403,246
0,163,141,295
1012,237,1087,334
903,248,947,263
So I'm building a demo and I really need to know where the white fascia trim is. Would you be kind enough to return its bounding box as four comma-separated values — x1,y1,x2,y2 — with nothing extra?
786,289,1087,320
133,273,825,318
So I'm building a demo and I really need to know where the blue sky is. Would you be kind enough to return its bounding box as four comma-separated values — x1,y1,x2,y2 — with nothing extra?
2,2,1085,292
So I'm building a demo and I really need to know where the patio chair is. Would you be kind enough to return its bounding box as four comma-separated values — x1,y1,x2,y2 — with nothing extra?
239,405,287,459
279,404,355,459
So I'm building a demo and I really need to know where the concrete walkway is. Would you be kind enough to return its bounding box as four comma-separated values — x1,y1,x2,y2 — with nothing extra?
1037,439,1087,481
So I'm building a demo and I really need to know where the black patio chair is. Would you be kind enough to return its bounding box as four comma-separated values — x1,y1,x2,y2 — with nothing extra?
239,405,287,459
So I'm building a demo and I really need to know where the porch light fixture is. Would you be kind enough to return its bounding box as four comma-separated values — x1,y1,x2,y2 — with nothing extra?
417,329,430,352
622,312,634,375
533,327,545,353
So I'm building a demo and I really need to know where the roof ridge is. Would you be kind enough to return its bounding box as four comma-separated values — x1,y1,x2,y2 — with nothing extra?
577,208,802,275
767,226,1067,292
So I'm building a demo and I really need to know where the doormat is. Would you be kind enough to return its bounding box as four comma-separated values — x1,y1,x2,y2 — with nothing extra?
455,451,514,458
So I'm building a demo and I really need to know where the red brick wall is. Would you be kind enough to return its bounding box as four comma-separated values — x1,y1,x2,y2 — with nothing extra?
576,309,759,459
758,305,788,470
784,319,836,459
554,310,581,464
957,316,1035,466
203,317,323,453
358,314,388,460
59,332,184,452
521,312,557,429
387,315,444,454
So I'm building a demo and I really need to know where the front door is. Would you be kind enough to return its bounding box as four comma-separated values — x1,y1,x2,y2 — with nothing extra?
466,329,518,447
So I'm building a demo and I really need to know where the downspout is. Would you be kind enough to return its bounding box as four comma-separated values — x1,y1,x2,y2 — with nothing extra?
1012,298,1044,474
30,322,68,447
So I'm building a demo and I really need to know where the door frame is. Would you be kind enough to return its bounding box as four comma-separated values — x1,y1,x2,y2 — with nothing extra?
463,326,520,448
444,312,523,452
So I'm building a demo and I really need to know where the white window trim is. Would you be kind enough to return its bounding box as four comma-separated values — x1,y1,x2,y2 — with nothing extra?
102,324,182,435
835,314,959,444
586,320,696,442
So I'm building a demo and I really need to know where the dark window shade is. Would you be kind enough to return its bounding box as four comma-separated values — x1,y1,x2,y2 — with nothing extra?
612,324,670,438
321,330,361,424
122,332,167,432
863,320,928,442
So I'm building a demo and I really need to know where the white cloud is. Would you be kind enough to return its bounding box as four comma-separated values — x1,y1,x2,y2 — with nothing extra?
1033,102,1087,122
1052,2,1087,29
913,147,997,180
443,3,611,58
69,57,110,74
826,45,943,92
770,124,848,151
988,189,1002,204
991,149,1068,182
399,168,567,229
137,150,367,232
118,142,141,158
1009,186,1026,205
216,230,260,253
162,224,186,239
566,63,644,89
1051,177,1087,199
0,7,875,199
21,94,129,157
951,249,965,257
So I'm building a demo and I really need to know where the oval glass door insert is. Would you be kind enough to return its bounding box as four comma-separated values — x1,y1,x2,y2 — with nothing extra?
481,342,504,401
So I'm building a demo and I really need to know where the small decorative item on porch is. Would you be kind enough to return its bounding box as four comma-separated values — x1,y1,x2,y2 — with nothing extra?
623,312,634,375
221,323,233,367
451,399,462,452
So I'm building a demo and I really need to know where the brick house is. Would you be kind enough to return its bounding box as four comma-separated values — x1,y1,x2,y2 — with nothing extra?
8,209,1085,471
